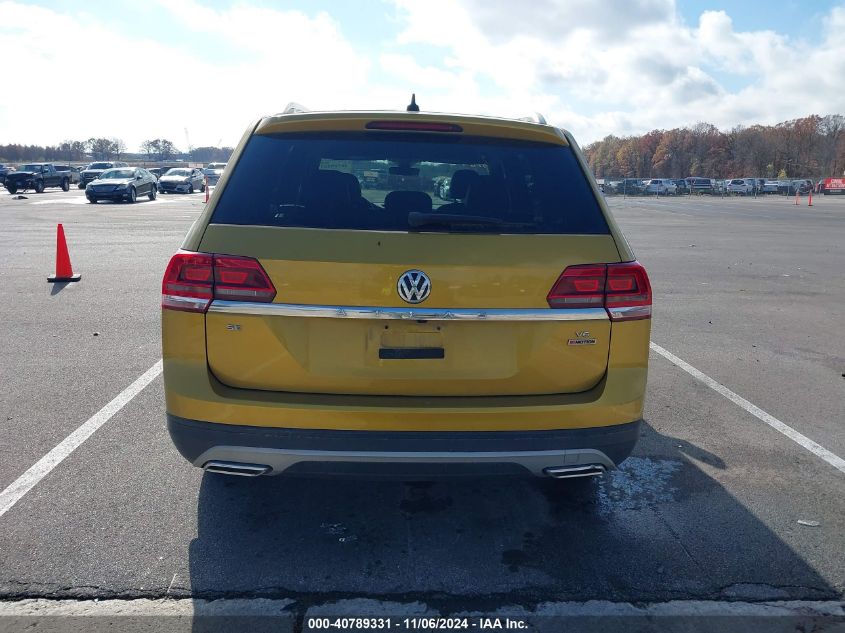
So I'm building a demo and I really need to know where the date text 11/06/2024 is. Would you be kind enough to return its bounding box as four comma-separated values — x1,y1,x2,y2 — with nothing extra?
305,617,530,630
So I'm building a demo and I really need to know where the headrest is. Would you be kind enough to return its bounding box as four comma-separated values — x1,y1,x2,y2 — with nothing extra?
303,170,353,209
384,190,433,214
465,177,507,215
339,171,362,198
448,169,479,199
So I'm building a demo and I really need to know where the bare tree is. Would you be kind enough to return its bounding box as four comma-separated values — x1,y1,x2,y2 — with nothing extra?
140,139,159,162
111,138,127,160
88,138,114,160
158,139,178,161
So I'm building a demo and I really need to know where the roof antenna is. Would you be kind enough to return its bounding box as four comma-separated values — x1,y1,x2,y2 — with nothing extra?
406,93,420,112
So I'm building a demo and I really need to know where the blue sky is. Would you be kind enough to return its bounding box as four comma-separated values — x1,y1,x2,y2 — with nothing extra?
1,0,844,150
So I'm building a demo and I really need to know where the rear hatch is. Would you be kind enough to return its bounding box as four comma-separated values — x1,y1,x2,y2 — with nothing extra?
198,124,622,396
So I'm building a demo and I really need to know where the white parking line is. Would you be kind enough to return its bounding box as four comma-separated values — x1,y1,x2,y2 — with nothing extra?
3,344,842,518
0,360,163,518
650,342,845,475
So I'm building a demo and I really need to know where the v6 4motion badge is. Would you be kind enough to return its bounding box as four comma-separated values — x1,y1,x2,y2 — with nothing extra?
568,330,597,346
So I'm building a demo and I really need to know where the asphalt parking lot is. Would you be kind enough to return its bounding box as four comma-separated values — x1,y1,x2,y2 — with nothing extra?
0,188,843,627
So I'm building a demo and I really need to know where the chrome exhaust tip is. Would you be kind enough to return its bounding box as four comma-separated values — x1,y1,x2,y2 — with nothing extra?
543,464,607,479
203,460,272,477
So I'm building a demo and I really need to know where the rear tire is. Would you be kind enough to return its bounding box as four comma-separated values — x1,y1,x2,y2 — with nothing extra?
7,185,17,194
61,179,69,192
148,186,157,201
34,180,44,193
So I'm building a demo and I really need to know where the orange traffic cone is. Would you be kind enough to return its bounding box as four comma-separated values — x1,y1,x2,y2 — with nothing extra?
47,224,81,283
808,190,813,206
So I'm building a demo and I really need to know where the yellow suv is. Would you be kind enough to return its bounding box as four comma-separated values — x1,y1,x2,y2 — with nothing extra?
162,103,651,480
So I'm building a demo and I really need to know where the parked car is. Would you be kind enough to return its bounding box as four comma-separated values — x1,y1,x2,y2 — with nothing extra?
158,167,206,194
3,163,70,193
727,178,755,195
432,176,451,199
203,162,227,186
776,179,793,195
686,177,714,194
162,105,652,481
713,180,727,194
148,167,164,180
0,163,14,181
79,161,128,188
85,167,158,204
613,178,645,195
762,180,779,193
54,164,81,185
644,178,677,195
673,179,690,195
791,179,813,195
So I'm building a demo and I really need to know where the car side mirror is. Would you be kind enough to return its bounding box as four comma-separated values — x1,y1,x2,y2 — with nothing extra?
136,175,143,180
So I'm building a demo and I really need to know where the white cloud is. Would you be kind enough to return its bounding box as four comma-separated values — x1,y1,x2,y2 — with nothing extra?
1,0,844,151
0,0,374,150
390,0,845,143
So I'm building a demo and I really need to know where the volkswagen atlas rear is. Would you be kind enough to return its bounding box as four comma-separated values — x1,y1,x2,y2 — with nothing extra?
162,105,652,480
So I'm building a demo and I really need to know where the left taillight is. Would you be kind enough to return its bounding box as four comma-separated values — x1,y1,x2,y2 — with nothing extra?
162,251,276,313
162,252,213,312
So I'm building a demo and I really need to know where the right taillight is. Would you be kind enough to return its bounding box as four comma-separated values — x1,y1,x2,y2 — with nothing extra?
213,255,276,302
547,261,651,321
162,251,276,313
605,261,652,321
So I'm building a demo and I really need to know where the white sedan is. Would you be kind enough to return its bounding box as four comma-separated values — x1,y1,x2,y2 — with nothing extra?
644,179,677,195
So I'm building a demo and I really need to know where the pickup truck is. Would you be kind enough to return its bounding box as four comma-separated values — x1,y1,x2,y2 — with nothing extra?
54,165,81,185
3,163,71,194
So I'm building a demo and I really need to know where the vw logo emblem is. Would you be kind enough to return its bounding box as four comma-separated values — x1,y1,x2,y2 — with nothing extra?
397,270,431,304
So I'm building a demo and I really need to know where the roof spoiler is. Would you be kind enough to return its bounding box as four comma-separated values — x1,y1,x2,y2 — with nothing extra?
281,102,310,115
516,112,548,125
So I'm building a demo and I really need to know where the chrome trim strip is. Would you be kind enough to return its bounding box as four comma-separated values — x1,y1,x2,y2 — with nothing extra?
207,300,609,321
162,295,210,310
607,305,651,320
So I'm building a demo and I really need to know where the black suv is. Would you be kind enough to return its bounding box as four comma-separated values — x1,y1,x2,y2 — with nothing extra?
79,161,129,188
613,178,645,195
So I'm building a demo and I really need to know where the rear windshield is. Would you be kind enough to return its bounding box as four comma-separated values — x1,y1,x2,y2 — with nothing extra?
210,133,609,234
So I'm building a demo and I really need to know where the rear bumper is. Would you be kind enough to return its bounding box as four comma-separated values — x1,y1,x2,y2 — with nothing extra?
167,414,641,477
